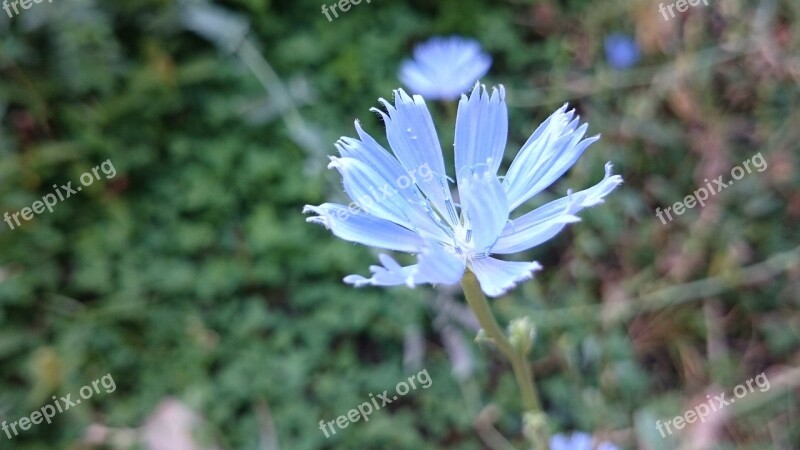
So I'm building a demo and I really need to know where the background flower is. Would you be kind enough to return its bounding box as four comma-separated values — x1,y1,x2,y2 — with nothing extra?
550,432,619,450
604,33,640,69
399,36,492,100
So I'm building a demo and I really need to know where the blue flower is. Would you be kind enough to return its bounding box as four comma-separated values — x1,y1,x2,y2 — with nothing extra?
550,432,619,450
604,33,640,70
399,36,492,100
304,84,622,297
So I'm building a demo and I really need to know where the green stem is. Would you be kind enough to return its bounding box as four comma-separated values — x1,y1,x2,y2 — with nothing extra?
510,353,541,413
443,99,457,123
461,270,550,450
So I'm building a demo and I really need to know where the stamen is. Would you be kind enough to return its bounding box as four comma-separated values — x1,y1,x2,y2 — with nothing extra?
419,197,455,239
445,199,459,224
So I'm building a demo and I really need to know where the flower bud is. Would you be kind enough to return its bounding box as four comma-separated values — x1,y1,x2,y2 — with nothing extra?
508,316,536,355
475,329,490,343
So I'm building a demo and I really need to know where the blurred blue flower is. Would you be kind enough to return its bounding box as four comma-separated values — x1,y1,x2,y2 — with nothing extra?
399,36,492,100
304,84,622,297
550,432,620,450
604,33,640,69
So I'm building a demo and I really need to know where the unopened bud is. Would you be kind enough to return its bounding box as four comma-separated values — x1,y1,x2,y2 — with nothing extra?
523,411,549,449
475,329,490,343
508,316,536,355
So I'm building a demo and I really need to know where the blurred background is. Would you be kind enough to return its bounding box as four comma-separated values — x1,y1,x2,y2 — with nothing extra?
1,0,798,449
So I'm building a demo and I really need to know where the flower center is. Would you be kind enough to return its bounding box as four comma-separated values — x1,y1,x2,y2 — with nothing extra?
451,222,489,261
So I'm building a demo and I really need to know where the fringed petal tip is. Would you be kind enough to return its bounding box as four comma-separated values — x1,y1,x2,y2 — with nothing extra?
302,205,329,228
470,257,543,297
603,161,624,181
461,82,506,103
490,264,542,297
554,102,572,119
387,88,420,106
343,244,465,290
492,84,506,102
563,162,623,210
603,162,625,186
370,106,390,122
578,162,624,208
326,155,342,170
488,261,543,297
343,274,369,287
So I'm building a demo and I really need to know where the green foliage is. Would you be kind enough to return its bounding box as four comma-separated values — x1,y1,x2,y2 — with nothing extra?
1,0,798,449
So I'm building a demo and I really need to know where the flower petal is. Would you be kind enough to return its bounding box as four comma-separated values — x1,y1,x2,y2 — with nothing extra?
327,156,409,227
459,167,509,253
504,105,599,211
372,89,458,226
550,433,593,450
344,244,466,288
336,125,452,241
550,432,619,450
329,156,452,242
336,120,409,190
492,212,580,255
469,257,542,298
303,203,425,252
455,84,507,185
492,162,623,254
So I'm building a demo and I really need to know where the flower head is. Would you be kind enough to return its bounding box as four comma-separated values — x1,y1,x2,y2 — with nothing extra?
399,36,492,100
550,432,619,450
304,84,623,297
604,33,640,70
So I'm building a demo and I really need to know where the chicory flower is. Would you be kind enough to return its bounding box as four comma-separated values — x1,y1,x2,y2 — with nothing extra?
399,36,492,100
304,84,622,297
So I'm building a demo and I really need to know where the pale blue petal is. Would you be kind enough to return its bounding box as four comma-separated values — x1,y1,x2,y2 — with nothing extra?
469,257,542,297
459,167,509,253
550,434,576,450
303,203,425,252
550,432,591,450
455,84,507,185
570,433,594,450
336,123,452,241
399,36,492,100
492,163,623,254
372,89,458,226
492,212,581,255
345,244,465,287
549,434,571,450
336,120,409,189
504,105,600,211
328,157,413,229
328,156,451,242
549,432,619,450
503,105,574,206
